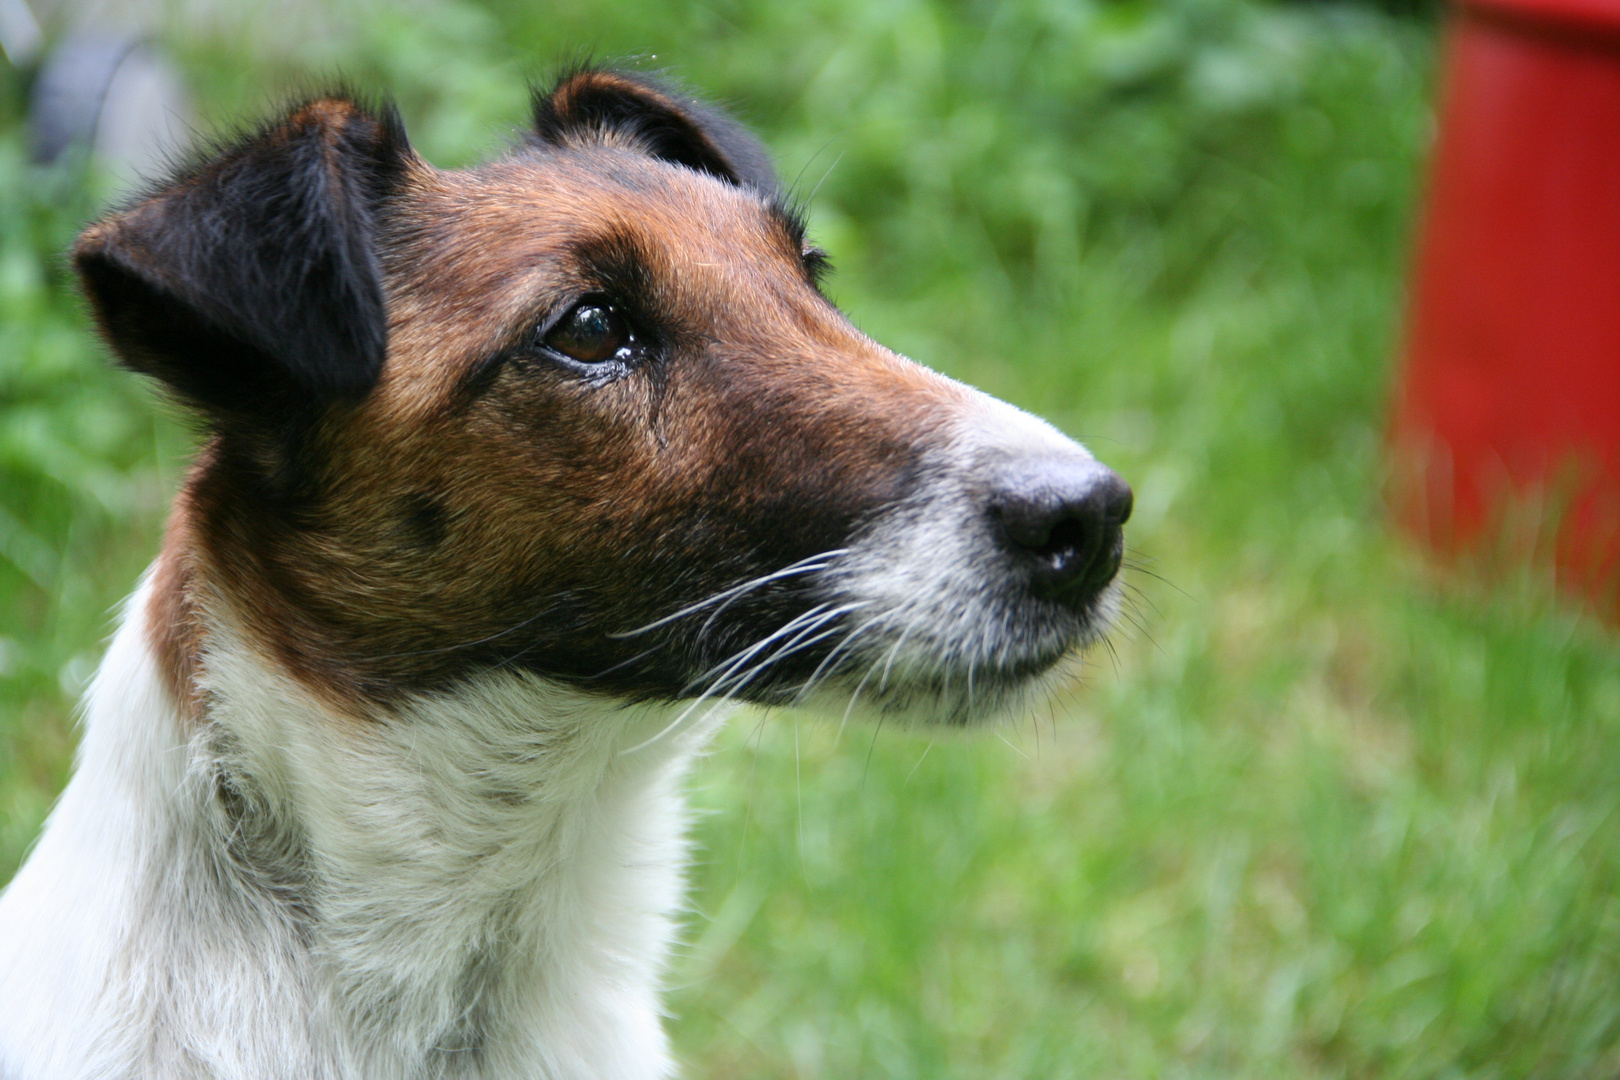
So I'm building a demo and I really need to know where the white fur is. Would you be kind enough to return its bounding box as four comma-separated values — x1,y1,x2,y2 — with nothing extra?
811,386,1118,723
0,580,727,1080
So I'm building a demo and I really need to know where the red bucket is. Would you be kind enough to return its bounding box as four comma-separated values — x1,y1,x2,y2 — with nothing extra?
1392,0,1620,620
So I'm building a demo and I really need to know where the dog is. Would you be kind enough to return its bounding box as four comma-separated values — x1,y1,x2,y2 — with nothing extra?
0,67,1131,1079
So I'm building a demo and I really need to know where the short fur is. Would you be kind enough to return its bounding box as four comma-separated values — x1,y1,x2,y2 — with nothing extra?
0,68,1130,1079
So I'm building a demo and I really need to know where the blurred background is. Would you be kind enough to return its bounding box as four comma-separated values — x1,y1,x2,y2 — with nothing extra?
3,0,1619,1075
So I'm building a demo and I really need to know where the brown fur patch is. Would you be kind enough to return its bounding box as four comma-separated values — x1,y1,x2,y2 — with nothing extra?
144,476,207,720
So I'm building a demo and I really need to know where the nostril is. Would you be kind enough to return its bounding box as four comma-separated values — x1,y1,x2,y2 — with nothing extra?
989,465,1131,605
998,505,1060,554
1038,513,1089,567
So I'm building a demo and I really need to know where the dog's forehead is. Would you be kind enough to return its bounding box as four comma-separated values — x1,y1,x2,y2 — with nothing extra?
401,150,797,284
379,148,808,391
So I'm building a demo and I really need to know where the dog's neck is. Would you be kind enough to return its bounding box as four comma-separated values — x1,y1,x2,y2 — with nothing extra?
0,574,725,1080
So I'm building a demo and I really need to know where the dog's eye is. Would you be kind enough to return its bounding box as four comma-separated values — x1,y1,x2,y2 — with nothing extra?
545,303,630,364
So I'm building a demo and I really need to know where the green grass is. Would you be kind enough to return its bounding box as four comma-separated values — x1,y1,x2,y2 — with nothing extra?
4,2,1620,1076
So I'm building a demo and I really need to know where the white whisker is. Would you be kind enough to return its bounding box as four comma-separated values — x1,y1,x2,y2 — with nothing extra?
609,550,848,639
619,601,866,756
793,609,900,702
701,609,862,703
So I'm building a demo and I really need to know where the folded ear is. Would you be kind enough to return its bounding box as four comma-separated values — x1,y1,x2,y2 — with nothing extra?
74,97,412,419
531,68,779,196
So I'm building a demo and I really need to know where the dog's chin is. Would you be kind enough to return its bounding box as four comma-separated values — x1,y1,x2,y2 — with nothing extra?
785,650,1081,730
745,578,1121,730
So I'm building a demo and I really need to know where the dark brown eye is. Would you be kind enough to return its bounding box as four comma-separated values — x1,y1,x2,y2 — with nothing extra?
545,303,629,364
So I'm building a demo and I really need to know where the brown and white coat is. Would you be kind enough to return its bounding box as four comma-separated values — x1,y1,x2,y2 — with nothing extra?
0,69,1129,1079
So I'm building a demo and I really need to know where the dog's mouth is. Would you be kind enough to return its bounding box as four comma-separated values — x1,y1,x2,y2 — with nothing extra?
588,406,1135,727
634,480,1128,727
652,574,1121,728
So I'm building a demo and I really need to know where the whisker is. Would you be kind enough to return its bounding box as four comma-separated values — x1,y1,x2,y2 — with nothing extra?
617,694,725,757
685,602,865,696
877,620,919,693
805,148,846,206
794,718,808,885
706,617,859,704
862,711,887,786
736,710,770,877
1118,609,1162,654
837,646,893,749
370,548,849,669
1100,634,1122,676
993,729,1031,761
621,602,865,757
1122,562,1192,601
680,605,838,697
793,609,899,702
585,642,666,681
903,741,934,787
610,551,848,639
1122,581,1165,620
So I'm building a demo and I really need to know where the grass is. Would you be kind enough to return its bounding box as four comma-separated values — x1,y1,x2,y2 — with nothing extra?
4,1,1620,1076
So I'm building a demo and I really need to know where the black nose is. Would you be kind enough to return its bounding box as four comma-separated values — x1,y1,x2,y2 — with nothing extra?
988,463,1133,605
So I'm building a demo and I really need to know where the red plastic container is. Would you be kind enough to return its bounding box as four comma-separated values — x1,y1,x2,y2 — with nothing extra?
1392,0,1620,620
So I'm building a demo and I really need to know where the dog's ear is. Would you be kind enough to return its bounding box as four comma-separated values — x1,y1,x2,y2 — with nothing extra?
74,97,412,419
531,68,778,195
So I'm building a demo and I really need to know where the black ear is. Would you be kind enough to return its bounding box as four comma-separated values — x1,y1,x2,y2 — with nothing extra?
531,68,779,196
73,97,412,418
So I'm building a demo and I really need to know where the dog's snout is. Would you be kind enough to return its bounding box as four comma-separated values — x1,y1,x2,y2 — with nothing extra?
989,463,1133,604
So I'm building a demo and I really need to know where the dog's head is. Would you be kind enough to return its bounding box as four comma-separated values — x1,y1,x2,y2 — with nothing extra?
73,68,1130,725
